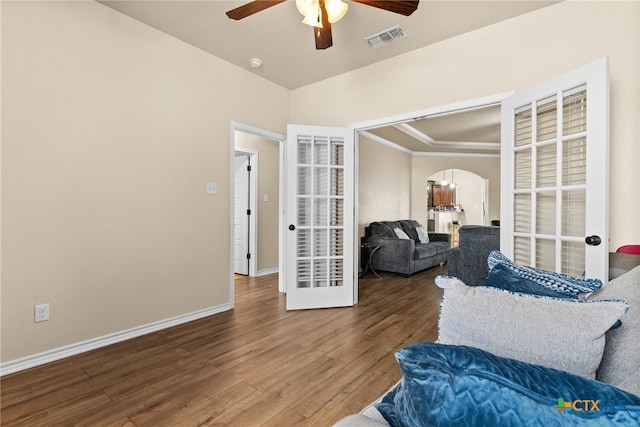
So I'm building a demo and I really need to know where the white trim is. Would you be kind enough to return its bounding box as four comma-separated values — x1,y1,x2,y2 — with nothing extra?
361,130,500,158
257,267,279,276
355,93,513,159
278,137,286,293
351,92,515,131
392,123,500,150
231,121,285,142
352,126,360,305
412,152,500,158
0,303,231,376
430,141,500,149
392,123,436,146
359,130,413,155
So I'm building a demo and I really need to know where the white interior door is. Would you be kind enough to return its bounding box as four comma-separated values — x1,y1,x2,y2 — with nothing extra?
500,57,609,282
285,124,354,310
234,154,250,275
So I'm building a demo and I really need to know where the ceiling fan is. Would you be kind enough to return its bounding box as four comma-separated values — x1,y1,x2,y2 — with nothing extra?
226,0,419,50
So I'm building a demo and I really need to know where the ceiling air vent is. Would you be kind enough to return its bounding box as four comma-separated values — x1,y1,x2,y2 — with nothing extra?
365,25,408,48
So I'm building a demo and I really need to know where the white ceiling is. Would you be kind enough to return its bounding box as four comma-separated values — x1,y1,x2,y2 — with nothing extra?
98,0,558,153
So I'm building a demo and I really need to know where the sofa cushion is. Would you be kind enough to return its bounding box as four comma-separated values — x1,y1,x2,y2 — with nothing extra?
414,242,449,260
589,265,640,396
376,342,640,427
398,220,420,241
413,243,436,260
435,275,628,378
367,222,396,238
487,250,603,297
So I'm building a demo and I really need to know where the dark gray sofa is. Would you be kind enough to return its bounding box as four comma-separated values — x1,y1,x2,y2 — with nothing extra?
362,220,450,277
447,225,501,286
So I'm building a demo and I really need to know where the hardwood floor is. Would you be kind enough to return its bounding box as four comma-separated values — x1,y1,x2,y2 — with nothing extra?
1,265,446,426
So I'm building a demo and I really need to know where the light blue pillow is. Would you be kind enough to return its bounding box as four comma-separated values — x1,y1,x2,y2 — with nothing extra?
376,342,640,427
487,250,603,297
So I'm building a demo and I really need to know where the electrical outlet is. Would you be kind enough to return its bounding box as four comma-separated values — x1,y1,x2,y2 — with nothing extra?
35,303,49,323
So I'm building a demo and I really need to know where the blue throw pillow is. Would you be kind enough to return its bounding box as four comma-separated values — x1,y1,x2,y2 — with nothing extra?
376,342,640,427
487,250,603,297
485,263,581,299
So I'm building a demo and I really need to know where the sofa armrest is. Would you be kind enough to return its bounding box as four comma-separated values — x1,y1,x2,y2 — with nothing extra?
361,236,415,275
448,247,461,277
428,233,450,243
362,236,415,259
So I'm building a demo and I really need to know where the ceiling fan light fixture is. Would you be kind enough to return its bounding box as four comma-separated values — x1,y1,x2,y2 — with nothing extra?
296,0,347,28
324,0,348,23
301,14,322,28
296,0,320,26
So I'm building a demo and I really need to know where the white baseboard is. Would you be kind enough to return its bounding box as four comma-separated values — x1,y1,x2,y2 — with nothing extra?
256,267,279,277
0,303,232,376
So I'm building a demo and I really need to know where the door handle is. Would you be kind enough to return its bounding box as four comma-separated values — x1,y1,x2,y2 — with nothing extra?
585,235,602,246
288,224,296,231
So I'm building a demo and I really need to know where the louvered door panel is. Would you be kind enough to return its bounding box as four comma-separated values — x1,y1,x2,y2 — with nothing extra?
286,125,354,310
501,58,609,282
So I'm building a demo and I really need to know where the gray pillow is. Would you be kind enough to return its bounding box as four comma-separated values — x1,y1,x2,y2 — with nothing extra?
415,226,429,244
393,228,410,239
589,265,640,396
435,275,628,379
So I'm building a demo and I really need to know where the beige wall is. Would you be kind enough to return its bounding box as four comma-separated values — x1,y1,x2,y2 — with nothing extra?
1,1,289,362
358,136,412,236
291,1,640,250
235,133,280,272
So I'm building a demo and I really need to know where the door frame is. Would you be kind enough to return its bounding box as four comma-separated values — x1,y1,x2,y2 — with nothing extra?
229,122,286,308
350,92,513,302
233,148,257,276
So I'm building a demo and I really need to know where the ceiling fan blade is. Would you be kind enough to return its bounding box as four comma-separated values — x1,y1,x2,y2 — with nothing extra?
226,0,286,20
314,0,333,49
351,0,419,16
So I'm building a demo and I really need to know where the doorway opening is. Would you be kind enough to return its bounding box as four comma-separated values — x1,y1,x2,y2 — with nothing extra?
351,92,511,287
428,169,489,227
229,122,286,308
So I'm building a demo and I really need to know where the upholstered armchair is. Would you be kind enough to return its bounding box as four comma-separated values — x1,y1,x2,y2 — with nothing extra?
447,225,500,286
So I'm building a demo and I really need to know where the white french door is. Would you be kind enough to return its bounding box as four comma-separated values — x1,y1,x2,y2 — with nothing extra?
233,154,250,275
285,125,355,310
500,57,609,282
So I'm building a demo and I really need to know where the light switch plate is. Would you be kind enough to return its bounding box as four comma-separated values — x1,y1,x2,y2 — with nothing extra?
206,182,217,195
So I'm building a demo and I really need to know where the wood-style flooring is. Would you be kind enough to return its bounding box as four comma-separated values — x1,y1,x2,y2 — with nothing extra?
1,265,446,426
